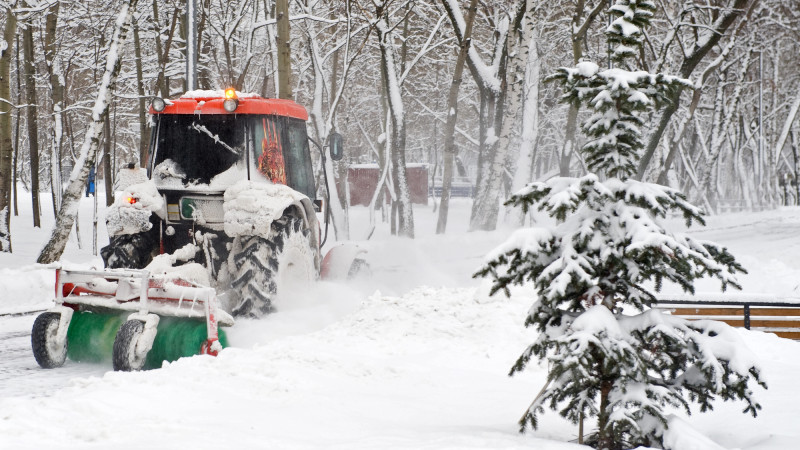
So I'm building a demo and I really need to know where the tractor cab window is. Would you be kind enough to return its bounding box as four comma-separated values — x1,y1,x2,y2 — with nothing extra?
251,116,316,199
150,114,245,187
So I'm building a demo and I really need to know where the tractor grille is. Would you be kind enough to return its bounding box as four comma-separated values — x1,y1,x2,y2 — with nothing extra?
178,196,225,224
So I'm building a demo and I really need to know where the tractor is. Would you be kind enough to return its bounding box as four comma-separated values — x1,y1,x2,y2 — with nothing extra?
31,89,363,371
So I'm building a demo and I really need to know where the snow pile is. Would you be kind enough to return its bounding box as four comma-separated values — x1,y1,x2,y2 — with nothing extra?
152,159,186,188
180,89,262,99
223,180,308,237
208,164,248,190
145,244,210,286
153,158,249,192
105,180,165,236
0,266,55,315
662,415,727,450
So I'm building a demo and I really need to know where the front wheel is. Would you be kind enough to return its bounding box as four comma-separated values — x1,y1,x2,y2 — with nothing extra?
31,312,68,369
113,320,148,371
229,217,317,317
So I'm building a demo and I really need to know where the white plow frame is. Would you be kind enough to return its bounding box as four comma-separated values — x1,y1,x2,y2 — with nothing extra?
53,268,233,355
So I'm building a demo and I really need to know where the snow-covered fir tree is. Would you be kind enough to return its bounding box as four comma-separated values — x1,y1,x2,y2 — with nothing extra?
476,1,766,449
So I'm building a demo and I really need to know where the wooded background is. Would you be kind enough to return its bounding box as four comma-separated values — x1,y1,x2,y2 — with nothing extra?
0,0,798,249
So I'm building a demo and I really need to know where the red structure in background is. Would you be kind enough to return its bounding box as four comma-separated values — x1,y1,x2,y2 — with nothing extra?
347,164,428,206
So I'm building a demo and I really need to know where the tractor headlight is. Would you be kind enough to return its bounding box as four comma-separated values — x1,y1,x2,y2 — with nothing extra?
223,98,239,112
151,97,166,112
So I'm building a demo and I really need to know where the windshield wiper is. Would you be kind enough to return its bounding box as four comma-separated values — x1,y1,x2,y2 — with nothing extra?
189,122,240,156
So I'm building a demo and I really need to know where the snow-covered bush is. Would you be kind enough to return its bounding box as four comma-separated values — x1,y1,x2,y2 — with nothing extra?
476,1,766,449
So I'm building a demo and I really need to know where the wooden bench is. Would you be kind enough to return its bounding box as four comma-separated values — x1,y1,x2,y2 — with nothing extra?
656,300,800,340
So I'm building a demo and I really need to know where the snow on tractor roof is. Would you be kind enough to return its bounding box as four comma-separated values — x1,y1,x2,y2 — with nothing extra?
150,90,309,120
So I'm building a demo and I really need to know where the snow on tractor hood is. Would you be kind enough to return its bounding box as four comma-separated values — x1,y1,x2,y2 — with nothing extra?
223,180,312,238
105,179,167,236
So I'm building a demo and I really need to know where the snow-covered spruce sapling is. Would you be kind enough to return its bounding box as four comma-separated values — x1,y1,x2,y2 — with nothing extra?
476,1,766,449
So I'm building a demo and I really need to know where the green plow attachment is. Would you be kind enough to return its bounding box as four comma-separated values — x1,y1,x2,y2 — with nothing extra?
66,311,228,369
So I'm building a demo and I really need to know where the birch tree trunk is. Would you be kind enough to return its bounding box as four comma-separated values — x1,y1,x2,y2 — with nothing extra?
0,2,18,252
505,36,540,227
377,13,414,238
470,0,537,231
772,92,800,174
37,0,138,264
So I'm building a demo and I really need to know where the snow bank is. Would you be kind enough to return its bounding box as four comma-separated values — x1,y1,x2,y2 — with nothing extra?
0,266,55,314
663,415,727,450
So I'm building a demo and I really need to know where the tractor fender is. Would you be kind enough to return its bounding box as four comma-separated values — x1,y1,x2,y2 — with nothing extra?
321,243,367,280
106,179,166,236
223,180,321,261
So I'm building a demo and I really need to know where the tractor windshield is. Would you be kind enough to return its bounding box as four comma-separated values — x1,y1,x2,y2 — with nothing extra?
151,114,245,186
251,116,316,199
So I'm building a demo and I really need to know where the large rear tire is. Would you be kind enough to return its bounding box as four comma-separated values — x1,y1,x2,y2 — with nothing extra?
229,216,316,317
113,320,147,371
31,312,68,369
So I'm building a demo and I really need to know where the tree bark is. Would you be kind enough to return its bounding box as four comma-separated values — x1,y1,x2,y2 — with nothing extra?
44,1,63,215
377,14,414,238
133,19,149,165
276,0,292,100
436,0,478,234
505,36,540,227
12,32,20,217
469,0,539,231
439,0,503,232
37,0,139,264
152,1,178,97
0,2,18,251
481,0,536,229
597,377,614,450
103,107,113,206
305,10,349,240
560,0,604,177
22,4,41,228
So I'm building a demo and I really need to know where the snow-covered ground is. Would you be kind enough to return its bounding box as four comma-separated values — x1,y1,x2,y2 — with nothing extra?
1,190,800,450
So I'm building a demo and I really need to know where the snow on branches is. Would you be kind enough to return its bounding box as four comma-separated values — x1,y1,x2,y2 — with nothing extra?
547,63,691,180
477,0,765,448
478,173,765,448
481,176,744,311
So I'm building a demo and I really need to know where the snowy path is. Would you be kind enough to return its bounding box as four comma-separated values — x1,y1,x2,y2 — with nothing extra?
0,314,109,399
